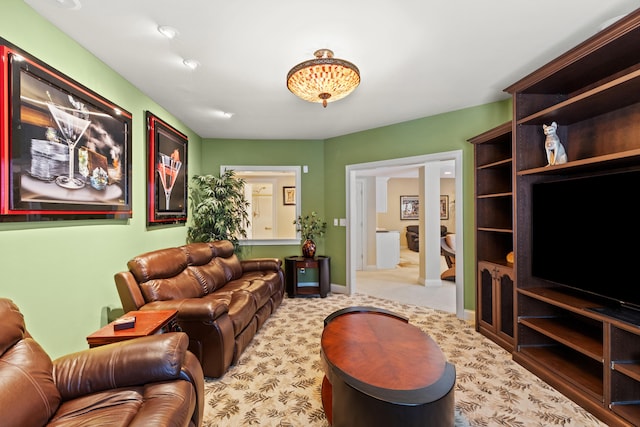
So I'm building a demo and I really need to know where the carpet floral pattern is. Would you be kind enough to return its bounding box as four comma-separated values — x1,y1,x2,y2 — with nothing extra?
203,293,605,427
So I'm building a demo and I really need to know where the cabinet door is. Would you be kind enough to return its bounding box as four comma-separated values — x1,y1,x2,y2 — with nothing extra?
496,267,514,340
478,263,495,329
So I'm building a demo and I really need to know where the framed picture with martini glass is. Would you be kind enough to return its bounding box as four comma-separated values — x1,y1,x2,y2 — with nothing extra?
146,111,188,226
0,42,132,221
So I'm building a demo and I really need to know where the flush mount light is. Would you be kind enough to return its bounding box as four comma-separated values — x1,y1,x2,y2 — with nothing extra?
286,49,360,108
183,59,200,70
54,0,81,10
158,25,178,39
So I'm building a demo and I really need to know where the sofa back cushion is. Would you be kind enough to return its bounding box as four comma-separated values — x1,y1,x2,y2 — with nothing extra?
0,298,61,427
184,243,228,293
210,240,243,281
128,247,205,302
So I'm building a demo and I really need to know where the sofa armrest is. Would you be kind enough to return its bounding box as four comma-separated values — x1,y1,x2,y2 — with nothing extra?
141,297,229,321
114,271,147,312
240,258,282,272
53,332,192,401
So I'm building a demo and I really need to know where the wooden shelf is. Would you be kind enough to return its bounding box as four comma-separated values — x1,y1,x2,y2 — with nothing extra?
519,317,603,361
518,346,603,401
477,192,512,199
517,69,640,125
611,404,640,425
517,149,640,176
477,158,512,170
518,287,603,314
613,363,640,382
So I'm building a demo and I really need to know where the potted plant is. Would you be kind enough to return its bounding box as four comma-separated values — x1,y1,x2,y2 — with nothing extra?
293,211,327,258
187,169,250,253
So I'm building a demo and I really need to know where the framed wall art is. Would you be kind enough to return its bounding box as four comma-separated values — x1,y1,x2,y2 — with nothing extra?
283,186,295,205
400,195,419,220
440,195,449,220
0,44,132,221
146,111,187,225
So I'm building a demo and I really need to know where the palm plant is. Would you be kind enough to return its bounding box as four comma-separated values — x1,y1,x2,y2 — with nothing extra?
187,170,250,252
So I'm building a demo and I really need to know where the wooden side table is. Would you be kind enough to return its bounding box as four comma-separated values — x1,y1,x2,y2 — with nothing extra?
285,256,330,298
86,309,178,348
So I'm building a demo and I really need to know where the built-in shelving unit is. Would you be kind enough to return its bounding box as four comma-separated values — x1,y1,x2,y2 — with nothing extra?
504,9,640,426
468,122,514,352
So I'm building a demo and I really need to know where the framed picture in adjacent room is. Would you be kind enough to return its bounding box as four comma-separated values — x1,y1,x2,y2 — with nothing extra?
146,111,188,226
283,186,296,205
400,195,419,220
440,195,449,220
0,44,132,221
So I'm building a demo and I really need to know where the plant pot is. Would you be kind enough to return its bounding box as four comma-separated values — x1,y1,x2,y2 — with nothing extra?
302,239,316,258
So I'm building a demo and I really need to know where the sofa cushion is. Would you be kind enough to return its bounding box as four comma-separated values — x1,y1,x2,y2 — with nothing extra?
215,255,244,282
188,262,228,294
48,388,141,426
225,277,272,309
226,290,258,335
127,247,188,282
138,269,205,302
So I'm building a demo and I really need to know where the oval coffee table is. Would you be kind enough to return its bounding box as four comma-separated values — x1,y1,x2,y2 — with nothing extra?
320,307,455,426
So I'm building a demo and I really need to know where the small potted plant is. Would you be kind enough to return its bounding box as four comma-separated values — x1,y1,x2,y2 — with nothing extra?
293,211,327,258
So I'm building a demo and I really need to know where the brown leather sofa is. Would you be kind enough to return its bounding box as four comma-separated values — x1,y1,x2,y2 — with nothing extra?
0,298,204,427
114,240,285,378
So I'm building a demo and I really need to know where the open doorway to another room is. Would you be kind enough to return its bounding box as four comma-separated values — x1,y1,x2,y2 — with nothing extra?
346,150,464,318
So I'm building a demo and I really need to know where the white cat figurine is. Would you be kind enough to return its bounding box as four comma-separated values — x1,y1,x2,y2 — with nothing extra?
543,122,567,166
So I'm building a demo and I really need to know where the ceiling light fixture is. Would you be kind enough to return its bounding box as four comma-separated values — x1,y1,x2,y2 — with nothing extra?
286,49,360,108
54,0,81,10
158,25,178,39
183,59,200,70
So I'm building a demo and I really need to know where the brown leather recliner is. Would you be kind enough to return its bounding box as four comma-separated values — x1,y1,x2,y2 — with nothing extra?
0,298,204,427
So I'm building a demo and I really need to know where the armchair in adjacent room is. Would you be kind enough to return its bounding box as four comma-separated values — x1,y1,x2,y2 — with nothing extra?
405,225,448,252
441,233,456,281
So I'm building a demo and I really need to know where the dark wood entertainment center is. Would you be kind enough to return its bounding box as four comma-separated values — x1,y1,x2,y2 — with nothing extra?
470,9,640,426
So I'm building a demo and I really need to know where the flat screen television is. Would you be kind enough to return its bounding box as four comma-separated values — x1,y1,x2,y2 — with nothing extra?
531,169,640,322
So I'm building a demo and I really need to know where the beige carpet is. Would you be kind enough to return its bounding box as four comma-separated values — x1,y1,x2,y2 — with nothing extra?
203,293,605,427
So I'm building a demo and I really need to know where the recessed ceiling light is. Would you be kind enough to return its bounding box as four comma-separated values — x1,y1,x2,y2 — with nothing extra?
53,0,81,10
213,110,234,119
183,59,200,70
158,25,178,39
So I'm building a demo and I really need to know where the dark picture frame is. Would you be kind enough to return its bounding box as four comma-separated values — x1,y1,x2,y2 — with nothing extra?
440,195,449,220
0,43,132,221
400,195,419,220
146,111,187,225
283,186,295,205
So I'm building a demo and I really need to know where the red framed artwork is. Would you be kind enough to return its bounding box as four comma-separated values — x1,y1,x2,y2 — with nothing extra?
146,111,187,226
0,42,132,221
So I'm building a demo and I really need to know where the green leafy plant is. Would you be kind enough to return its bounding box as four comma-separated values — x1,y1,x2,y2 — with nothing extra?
293,211,327,242
187,170,250,252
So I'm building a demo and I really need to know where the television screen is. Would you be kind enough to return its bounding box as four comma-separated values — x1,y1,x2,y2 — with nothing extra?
531,170,640,312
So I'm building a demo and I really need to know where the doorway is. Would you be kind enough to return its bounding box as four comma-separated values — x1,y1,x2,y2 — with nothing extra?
346,150,464,319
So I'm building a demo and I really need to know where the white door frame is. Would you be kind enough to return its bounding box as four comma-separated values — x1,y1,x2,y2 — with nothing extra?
345,150,464,319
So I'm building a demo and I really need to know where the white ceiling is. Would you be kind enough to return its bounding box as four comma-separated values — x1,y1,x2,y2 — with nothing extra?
23,0,639,140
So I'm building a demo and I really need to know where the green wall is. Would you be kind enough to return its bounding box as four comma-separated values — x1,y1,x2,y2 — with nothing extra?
202,103,512,313
2,0,512,360
1,0,201,358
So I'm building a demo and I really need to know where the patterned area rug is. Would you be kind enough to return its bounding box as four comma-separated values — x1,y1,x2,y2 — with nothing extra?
203,293,605,426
